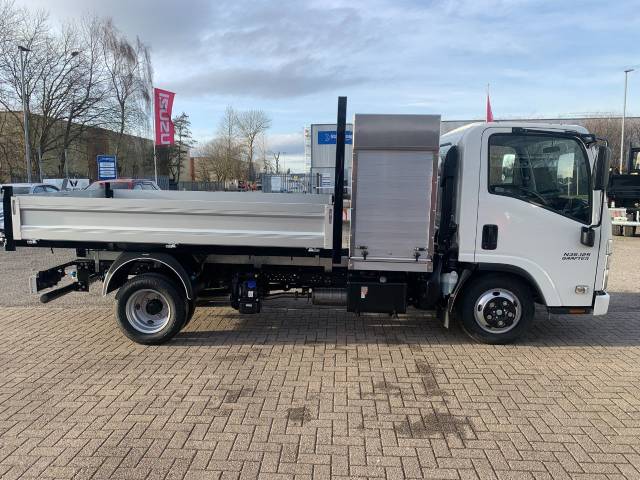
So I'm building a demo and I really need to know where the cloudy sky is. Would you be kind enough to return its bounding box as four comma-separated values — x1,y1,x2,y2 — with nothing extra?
18,0,640,169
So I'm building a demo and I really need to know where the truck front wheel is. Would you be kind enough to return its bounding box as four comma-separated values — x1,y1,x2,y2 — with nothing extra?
115,274,187,345
459,274,534,344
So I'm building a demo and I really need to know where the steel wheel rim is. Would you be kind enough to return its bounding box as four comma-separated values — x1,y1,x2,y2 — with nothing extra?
125,289,171,334
474,288,521,334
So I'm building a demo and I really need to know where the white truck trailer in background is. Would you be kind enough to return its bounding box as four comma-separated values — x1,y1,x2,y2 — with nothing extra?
0,98,612,345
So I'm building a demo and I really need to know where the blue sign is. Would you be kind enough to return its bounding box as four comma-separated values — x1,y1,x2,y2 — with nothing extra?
318,130,353,145
97,155,117,180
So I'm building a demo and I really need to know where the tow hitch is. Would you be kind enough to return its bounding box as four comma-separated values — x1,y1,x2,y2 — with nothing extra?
30,260,97,303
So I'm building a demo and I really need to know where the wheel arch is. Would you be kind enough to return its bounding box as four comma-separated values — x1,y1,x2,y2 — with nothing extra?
447,264,547,317
103,252,194,300
473,264,547,305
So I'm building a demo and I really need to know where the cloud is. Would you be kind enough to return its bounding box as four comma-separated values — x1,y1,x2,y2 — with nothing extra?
267,132,304,155
18,0,214,56
14,0,640,143
168,60,366,99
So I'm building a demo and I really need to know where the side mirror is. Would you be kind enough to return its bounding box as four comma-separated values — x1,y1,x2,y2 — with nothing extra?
594,145,611,190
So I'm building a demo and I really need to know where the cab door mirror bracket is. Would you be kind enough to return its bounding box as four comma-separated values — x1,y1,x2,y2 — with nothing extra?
581,226,595,247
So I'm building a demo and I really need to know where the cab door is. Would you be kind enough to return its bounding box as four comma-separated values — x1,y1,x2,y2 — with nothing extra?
475,127,601,307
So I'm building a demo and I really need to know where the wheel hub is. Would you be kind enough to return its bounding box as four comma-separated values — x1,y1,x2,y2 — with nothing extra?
482,297,517,329
125,289,171,334
145,299,164,316
474,288,521,334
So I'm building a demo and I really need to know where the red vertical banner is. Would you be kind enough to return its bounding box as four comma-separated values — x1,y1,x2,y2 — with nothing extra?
154,88,176,145
486,93,494,122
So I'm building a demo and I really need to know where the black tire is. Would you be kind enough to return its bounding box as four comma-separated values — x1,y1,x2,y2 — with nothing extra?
184,297,197,326
459,274,534,344
133,271,195,329
115,273,187,345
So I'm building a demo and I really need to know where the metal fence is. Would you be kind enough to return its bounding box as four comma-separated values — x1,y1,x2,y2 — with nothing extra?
137,178,238,192
136,175,171,190
140,177,228,191
176,181,227,191
261,174,313,193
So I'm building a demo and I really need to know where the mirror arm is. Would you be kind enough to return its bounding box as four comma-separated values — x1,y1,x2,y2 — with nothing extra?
581,189,606,247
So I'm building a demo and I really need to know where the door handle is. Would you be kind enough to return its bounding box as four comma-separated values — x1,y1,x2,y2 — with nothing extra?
482,224,498,250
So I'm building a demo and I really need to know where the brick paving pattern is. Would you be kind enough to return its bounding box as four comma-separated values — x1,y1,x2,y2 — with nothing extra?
0,296,639,480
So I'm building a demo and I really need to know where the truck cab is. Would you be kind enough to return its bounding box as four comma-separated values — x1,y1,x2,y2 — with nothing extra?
439,122,611,342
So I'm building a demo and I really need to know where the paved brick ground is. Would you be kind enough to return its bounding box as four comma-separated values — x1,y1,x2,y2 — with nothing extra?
1,296,640,480
0,237,639,479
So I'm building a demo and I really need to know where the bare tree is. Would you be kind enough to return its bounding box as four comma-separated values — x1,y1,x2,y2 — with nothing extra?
0,4,155,180
58,16,110,175
100,18,152,172
217,106,245,181
258,134,272,173
271,151,281,174
196,139,223,182
0,7,86,176
194,107,274,183
196,138,242,184
0,6,49,179
583,116,640,173
237,109,271,180
0,1,19,63
0,112,22,180
30,23,87,175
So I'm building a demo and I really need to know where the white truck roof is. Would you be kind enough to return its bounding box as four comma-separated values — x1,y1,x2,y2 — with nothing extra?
441,121,590,146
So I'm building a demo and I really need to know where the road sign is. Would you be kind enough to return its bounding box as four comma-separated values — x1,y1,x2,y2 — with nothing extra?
97,155,117,180
317,131,353,145
321,173,333,187
270,176,282,192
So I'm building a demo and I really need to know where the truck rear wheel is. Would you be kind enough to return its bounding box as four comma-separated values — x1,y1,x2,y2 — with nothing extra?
115,274,187,345
459,274,534,344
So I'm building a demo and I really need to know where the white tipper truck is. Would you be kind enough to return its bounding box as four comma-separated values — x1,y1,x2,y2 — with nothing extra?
0,98,613,345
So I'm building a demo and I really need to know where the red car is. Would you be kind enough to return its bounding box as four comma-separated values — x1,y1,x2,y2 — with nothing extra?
86,179,161,191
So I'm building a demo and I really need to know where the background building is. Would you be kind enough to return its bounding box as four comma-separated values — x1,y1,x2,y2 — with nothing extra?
306,123,354,194
0,111,154,183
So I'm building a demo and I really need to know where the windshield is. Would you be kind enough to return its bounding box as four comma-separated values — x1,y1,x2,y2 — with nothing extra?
489,134,592,224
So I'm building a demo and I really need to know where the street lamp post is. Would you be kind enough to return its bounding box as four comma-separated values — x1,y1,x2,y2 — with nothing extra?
64,51,81,181
18,45,32,183
621,68,635,173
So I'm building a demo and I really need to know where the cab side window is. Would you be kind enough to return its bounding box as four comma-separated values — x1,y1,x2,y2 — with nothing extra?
488,134,591,224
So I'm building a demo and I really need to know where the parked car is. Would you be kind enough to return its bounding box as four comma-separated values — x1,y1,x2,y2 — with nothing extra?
44,178,91,191
85,179,161,191
0,183,60,230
